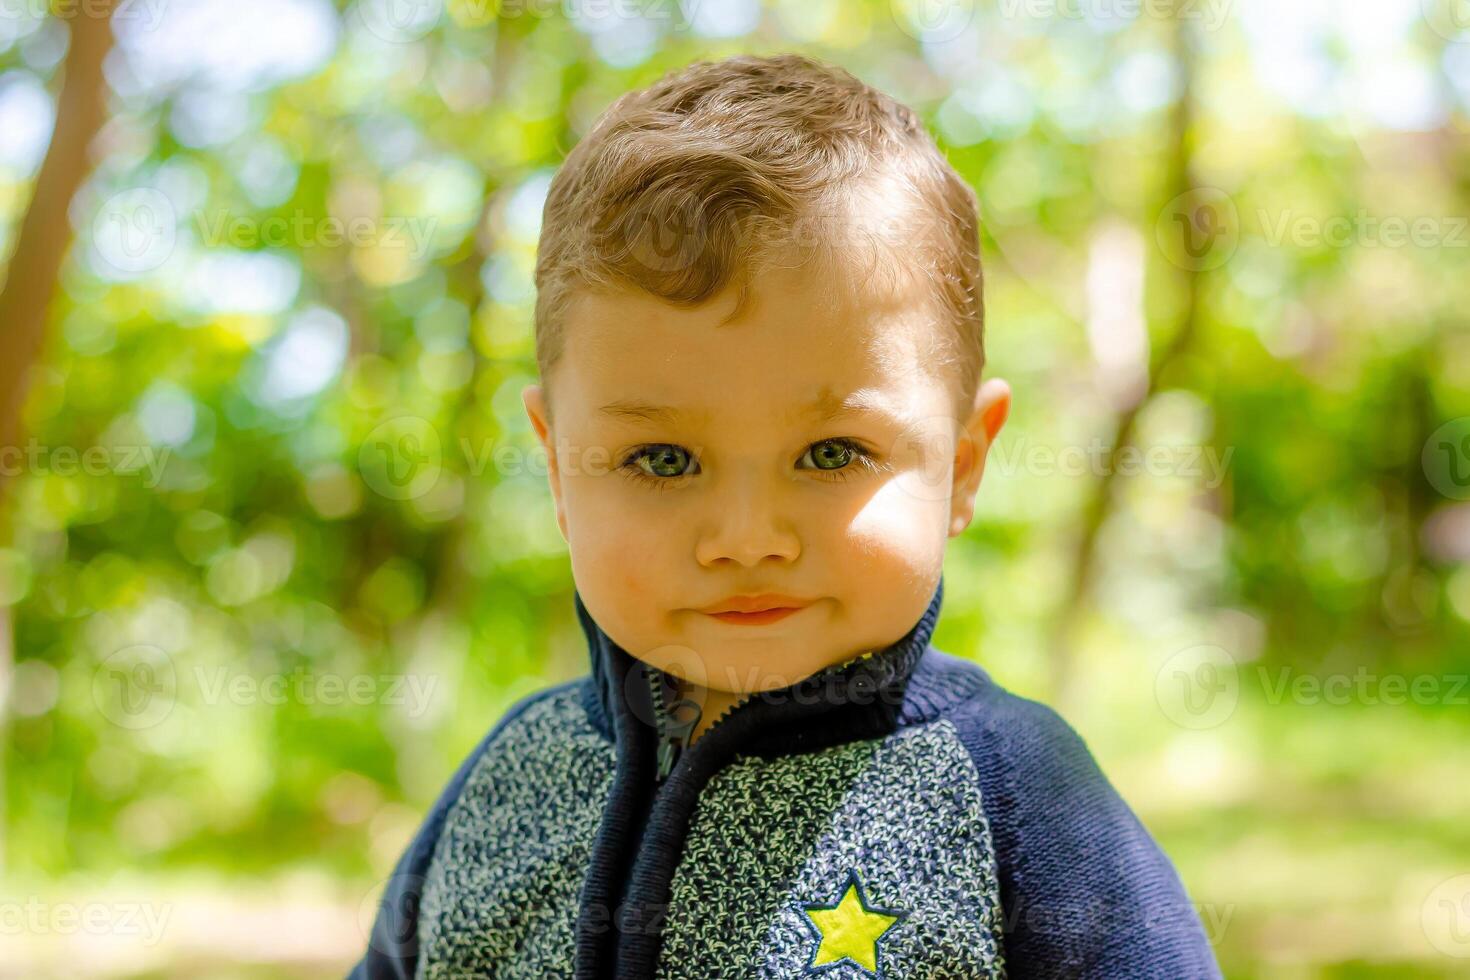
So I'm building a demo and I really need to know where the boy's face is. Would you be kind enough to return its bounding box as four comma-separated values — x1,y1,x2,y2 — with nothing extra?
523,256,1009,698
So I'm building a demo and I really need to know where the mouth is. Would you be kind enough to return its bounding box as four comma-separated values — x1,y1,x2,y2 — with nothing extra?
698,594,815,626
704,607,806,626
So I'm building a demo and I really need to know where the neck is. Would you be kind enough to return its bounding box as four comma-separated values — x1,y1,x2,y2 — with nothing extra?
680,682,747,745
575,576,947,749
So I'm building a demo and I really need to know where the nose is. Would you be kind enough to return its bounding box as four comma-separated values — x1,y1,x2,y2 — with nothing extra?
694,478,801,569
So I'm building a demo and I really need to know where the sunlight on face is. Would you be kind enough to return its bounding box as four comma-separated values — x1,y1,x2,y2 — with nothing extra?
525,256,1003,697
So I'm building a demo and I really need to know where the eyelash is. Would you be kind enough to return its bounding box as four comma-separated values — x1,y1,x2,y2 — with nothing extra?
617,438,879,490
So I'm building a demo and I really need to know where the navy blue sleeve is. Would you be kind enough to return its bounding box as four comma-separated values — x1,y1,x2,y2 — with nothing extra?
951,683,1223,979
346,679,586,980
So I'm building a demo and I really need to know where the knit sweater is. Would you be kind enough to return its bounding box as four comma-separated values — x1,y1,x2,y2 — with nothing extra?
349,577,1222,979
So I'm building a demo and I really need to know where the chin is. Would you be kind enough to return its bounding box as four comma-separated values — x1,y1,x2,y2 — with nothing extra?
707,646,833,694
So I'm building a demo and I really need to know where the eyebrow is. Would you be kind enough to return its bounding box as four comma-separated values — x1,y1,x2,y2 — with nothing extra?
597,400,705,426
597,390,903,426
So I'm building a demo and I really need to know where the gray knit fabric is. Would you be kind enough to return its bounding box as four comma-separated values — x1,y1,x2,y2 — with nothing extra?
416,686,616,979
657,720,1005,979
416,694,1005,979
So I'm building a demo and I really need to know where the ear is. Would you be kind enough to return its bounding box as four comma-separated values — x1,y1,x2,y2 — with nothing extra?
522,383,568,541
948,378,1011,537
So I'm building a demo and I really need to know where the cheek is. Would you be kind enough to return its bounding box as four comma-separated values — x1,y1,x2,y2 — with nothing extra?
829,481,948,630
841,481,948,567
567,516,669,660
563,477,677,599
563,471,647,543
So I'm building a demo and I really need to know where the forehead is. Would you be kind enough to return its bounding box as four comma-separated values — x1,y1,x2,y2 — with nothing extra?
554,259,950,424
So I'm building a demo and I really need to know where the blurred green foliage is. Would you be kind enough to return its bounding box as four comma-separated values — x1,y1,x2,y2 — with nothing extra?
3,0,1470,976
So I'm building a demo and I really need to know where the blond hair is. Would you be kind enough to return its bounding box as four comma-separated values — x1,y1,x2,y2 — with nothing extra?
533,53,984,412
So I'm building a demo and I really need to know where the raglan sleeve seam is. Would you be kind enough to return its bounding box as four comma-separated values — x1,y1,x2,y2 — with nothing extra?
948,686,1223,980
349,678,587,980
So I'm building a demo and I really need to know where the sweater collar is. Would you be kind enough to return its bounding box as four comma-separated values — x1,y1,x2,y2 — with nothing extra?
575,577,945,751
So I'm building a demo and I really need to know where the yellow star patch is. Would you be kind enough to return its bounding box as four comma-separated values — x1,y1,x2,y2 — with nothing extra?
801,869,906,976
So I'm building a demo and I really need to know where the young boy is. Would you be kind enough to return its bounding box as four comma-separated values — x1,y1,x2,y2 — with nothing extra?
351,54,1221,979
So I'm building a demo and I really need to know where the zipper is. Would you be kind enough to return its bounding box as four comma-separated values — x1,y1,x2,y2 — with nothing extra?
574,582,939,980
648,667,702,783
645,648,881,783
647,669,765,783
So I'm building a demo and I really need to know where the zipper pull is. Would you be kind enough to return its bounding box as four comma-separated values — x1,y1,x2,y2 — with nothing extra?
656,737,682,782
655,697,702,782
650,665,703,784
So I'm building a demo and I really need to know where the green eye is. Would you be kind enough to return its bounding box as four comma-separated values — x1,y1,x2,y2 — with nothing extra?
623,439,870,487
635,445,697,478
805,439,854,470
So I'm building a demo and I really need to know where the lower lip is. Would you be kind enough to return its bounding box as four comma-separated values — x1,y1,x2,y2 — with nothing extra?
704,606,808,626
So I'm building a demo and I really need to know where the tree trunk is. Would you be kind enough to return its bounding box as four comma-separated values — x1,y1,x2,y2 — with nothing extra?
0,1,119,871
